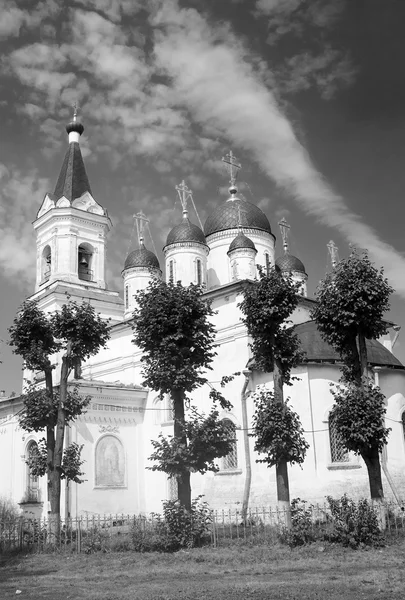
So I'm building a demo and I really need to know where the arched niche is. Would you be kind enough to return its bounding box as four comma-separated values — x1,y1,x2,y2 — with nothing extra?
95,434,126,488
25,440,40,502
41,245,51,283
78,242,94,282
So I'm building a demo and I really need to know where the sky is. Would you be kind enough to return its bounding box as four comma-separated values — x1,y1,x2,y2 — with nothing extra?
1,0,405,394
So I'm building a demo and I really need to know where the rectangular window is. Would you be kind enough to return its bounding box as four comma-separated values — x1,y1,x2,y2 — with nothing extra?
329,415,349,463
196,259,202,285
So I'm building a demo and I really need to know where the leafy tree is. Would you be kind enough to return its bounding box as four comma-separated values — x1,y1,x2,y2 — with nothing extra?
132,279,235,511
312,252,393,502
239,268,306,523
9,300,110,534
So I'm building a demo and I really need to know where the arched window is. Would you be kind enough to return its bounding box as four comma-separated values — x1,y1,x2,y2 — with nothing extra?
25,441,40,502
125,285,129,310
41,245,51,283
402,412,405,442
152,397,163,425
169,260,175,283
221,419,238,470
95,435,125,487
196,259,202,285
78,243,93,281
329,414,349,463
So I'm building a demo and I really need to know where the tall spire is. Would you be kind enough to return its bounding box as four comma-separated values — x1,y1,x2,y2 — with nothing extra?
53,106,92,202
278,218,290,254
222,150,241,196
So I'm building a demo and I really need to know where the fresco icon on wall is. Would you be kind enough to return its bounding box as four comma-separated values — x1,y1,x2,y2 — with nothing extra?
95,435,125,487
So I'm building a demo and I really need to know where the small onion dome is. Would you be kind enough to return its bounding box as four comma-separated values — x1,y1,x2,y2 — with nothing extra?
275,253,306,274
124,244,160,270
227,232,257,254
165,216,207,247
204,197,272,237
66,119,84,136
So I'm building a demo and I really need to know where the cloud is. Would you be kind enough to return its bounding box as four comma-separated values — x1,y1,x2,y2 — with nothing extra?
0,165,50,286
150,0,405,296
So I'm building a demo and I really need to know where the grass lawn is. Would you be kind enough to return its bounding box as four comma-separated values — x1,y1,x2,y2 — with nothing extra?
1,540,405,600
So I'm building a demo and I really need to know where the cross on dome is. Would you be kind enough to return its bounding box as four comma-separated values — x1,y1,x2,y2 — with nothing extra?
327,240,339,267
222,150,241,194
133,211,149,247
278,218,291,253
175,180,193,217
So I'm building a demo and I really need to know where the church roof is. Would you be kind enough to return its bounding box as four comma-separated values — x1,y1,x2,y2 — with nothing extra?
276,253,306,274
204,196,272,237
294,321,403,368
165,217,207,247
228,232,256,252
53,142,92,202
124,244,160,270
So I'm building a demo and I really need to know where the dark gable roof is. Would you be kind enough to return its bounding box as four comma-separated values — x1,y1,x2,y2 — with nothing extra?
294,321,403,368
53,142,92,202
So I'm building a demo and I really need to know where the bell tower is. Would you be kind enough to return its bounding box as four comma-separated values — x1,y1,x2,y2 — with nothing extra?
30,109,123,321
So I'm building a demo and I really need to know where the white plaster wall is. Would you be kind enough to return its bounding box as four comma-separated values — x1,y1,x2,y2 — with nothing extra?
164,244,208,286
207,229,275,289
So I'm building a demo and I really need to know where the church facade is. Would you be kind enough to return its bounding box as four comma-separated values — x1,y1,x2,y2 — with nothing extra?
1,115,405,519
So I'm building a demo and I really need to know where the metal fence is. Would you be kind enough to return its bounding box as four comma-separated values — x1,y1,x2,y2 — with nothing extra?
1,502,405,554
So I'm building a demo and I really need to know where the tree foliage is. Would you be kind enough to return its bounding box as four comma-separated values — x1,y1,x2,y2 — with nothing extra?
132,279,235,509
312,251,393,503
148,408,235,476
251,386,309,468
132,280,217,396
330,382,390,455
312,252,393,381
8,298,110,527
239,268,304,383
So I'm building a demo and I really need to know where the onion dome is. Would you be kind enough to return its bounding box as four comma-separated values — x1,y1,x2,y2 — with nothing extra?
204,196,272,237
276,253,306,274
165,216,207,247
66,119,84,136
124,243,160,270
228,232,257,254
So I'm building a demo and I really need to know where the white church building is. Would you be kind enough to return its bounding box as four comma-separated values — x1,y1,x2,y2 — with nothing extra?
1,114,405,519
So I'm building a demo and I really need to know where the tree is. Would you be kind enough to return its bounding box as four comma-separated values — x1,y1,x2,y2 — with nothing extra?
239,268,307,522
9,300,110,535
132,279,235,511
312,251,393,503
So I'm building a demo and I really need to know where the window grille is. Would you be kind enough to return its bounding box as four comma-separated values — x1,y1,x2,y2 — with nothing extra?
221,419,238,470
329,414,349,463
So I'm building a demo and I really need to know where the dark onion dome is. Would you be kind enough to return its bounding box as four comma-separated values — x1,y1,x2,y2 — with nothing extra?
204,196,272,237
228,232,257,253
276,253,306,274
66,118,84,136
248,320,404,370
124,244,160,270
165,216,207,247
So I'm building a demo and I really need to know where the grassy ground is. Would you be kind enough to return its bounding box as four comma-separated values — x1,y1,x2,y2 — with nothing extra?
1,540,405,600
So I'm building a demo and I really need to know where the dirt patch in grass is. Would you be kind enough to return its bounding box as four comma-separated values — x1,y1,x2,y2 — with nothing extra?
1,541,405,599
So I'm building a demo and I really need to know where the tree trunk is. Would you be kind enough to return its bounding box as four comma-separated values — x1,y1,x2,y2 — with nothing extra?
172,388,191,511
44,366,58,538
358,332,368,381
273,359,291,528
362,447,386,529
50,344,71,541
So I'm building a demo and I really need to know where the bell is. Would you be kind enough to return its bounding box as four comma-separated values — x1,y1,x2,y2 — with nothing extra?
79,255,88,267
